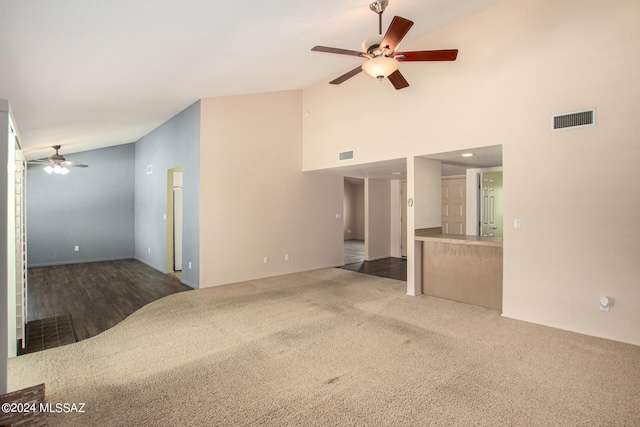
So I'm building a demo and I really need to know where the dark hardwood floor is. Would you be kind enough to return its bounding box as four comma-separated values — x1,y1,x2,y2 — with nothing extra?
27,259,193,342
339,257,407,281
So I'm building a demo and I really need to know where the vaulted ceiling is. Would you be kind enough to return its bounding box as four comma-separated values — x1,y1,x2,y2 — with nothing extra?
0,0,503,159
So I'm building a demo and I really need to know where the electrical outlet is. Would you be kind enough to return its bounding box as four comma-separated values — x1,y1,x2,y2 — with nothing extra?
263,257,268,264
285,254,290,261
188,262,192,269
148,247,151,254
74,246,79,252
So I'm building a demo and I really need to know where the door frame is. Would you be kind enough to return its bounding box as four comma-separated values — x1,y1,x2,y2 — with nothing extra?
165,166,183,273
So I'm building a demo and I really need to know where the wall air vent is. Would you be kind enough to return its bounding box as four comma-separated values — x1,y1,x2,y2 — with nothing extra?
552,108,596,131
339,150,354,161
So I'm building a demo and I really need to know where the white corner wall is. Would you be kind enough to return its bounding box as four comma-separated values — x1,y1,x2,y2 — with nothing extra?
0,100,10,393
302,0,640,345
199,90,343,287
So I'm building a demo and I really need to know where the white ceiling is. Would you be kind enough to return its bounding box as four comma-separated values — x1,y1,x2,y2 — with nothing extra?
425,144,503,176
0,0,504,160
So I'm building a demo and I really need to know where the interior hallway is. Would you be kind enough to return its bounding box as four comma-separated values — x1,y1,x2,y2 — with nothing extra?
343,240,365,264
341,240,407,281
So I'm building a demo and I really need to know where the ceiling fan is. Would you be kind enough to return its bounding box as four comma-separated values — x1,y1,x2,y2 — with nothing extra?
311,0,458,90
27,145,89,175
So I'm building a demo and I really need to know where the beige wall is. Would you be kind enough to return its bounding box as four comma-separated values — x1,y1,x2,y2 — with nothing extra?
199,90,344,287
343,180,355,240
390,180,402,258
365,179,391,261
414,158,442,230
343,180,365,240
302,0,640,344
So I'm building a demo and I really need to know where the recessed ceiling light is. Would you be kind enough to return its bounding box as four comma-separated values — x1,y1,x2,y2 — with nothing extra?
462,153,474,157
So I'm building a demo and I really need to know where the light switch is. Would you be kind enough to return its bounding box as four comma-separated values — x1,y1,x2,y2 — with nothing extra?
74,246,79,252
514,219,522,229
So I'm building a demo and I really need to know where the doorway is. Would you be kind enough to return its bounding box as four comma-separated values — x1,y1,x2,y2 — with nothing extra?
166,167,183,276
479,172,503,237
343,178,365,264
401,181,407,257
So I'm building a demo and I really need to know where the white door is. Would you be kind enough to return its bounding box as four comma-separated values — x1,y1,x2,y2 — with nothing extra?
173,188,183,271
442,178,466,235
480,172,503,237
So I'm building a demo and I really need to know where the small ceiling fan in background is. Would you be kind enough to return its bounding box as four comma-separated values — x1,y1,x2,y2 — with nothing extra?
311,0,458,89
27,145,89,175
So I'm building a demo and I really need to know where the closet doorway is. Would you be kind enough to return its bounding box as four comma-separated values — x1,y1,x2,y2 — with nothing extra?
166,167,183,277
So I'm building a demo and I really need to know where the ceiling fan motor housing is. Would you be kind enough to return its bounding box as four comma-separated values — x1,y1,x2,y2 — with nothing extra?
366,43,381,54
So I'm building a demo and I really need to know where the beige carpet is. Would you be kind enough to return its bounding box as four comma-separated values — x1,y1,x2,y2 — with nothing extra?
8,268,640,426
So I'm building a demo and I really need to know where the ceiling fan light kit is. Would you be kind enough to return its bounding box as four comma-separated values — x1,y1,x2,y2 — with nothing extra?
311,1,458,90
44,165,69,175
362,55,398,80
27,145,89,175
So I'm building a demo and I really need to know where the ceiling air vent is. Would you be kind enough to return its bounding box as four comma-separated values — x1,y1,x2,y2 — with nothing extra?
339,150,354,161
552,108,596,131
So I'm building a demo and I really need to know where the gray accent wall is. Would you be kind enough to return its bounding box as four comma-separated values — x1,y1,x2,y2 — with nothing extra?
134,101,200,288
27,143,135,267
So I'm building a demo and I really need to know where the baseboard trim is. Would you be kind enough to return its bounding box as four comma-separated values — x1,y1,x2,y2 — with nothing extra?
180,278,198,289
133,257,166,274
28,256,134,268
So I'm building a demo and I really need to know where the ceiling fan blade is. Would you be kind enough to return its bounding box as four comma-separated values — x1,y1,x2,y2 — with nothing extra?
27,160,51,165
394,49,458,62
379,16,414,54
388,70,409,90
62,161,88,168
312,46,366,57
329,66,363,85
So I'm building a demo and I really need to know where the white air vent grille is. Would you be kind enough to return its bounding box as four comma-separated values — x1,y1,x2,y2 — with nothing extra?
552,109,596,131
339,150,354,161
